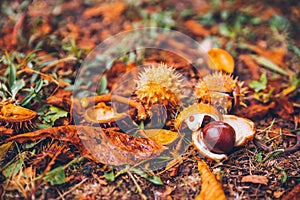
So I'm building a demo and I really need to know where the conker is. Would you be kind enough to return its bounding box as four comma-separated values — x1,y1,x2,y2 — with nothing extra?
202,121,236,154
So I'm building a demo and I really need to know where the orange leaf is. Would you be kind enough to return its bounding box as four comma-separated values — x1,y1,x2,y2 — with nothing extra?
208,48,235,73
184,20,210,36
273,190,284,199
241,175,268,185
195,160,226,200
83,2,125,21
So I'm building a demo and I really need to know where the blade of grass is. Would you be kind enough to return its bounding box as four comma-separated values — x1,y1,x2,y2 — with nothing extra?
250,55,289,76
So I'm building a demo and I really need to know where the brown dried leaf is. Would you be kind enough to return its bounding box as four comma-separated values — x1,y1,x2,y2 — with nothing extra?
239,54,260,79
243,43,286,67
282,183,300,200
46,89,72,109
195,160,226,200
36,18,52,35
6,126,164,166
273,98,295,121
184,20,210,36
235,102,275,120
241,175,268,185
163,186,176,196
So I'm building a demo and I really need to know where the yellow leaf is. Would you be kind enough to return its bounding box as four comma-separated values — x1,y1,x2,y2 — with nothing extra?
195,160,226,200
281,85,296,97
140,129,179,145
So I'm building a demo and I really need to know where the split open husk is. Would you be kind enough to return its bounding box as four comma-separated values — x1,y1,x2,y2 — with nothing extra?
175,103,223,131
192,114,255,160
84,102,127,124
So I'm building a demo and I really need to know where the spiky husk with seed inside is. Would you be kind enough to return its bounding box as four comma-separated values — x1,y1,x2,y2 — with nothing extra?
0,103,37,133
195,72,248,114
135,63,184,121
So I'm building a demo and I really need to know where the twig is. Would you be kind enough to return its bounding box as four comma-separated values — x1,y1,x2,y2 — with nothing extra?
17,67,69,87
127,171,147,200
41,56,78,72
55,178,88,200
29,145,66,198
12,13,25,46
253,131,300,153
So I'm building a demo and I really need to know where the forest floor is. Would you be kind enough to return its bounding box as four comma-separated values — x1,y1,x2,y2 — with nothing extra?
0,0,299,199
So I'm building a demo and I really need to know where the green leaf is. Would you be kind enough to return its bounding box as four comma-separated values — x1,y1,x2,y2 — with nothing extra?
269,15,289,31
43,166,66,185
3,158,23,178
253,87,274,103
34,79,44,93
288,42,300,59
9,62,16,88
0,91,5,100
132,168,163,185
274,166,288,184
250,55,289,76
25,141,41,149
11,79,25,100
180,9,195,18
0,82,10,93
256,152,262,163
0,142,13,160
220,10,229,20
145,174,163,185
104,170,115,182
219,23,234,37
262,149,284,163
250,17,261,25
197,12,215,26
98,76,108,94
249,72,267,92
139,121,144,130
37,123,52,129
42,106,68,126
21,87,36,106
281,170,287,184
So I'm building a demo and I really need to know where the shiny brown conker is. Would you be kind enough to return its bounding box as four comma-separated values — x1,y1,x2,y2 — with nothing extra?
202,121,236,154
